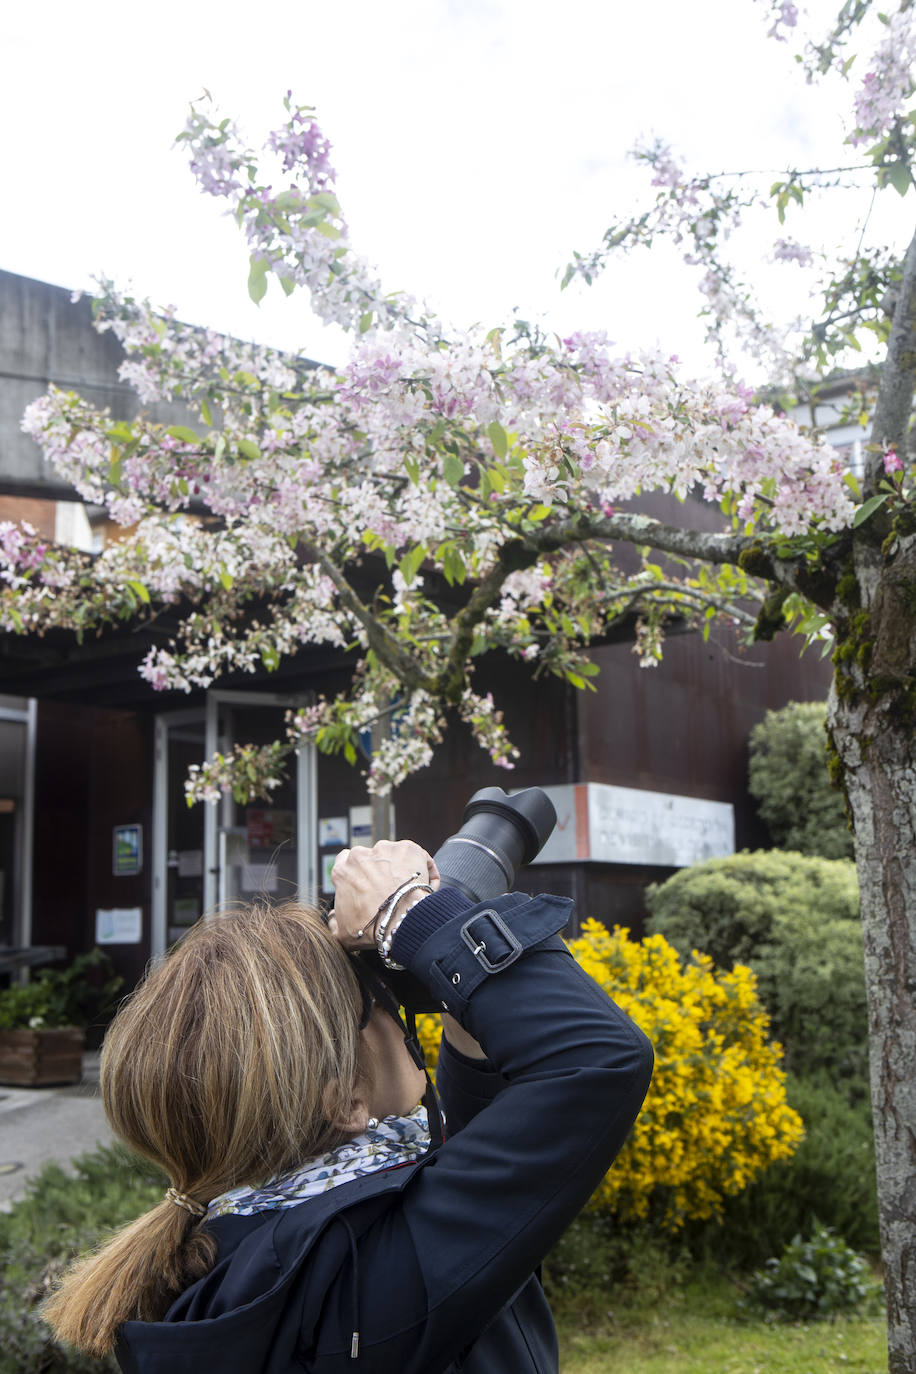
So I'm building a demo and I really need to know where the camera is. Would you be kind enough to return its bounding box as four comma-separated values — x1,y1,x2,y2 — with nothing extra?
357,786,556,1012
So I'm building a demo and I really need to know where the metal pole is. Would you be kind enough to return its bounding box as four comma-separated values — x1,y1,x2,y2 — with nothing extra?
20,699,37,951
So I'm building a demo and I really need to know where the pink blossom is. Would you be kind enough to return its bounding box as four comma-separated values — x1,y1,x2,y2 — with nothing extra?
773,238,813,267
884,447,904,474
767,1,798,40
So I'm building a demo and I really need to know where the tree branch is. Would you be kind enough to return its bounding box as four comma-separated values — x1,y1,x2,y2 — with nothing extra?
310,550,433,692
435,540,542,699
521,511,764,569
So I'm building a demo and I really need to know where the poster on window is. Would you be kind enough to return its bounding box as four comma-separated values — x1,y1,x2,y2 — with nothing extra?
113,824,142,876
246,810,295,850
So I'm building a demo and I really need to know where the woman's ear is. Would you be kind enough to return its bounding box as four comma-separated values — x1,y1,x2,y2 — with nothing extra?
322,1081,370,1137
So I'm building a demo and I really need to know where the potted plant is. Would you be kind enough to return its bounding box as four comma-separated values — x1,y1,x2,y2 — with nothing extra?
0,949,123,1086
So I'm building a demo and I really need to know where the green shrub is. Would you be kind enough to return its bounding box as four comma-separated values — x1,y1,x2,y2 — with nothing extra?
644,850,866,1082
748,701,853,859
689,1071,879,1267
0,949,122,1031
543,1213,690,1317
0,1146,166,1374
742,1223,880,1321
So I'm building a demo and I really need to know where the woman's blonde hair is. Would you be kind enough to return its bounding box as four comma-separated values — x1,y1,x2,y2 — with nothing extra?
43,901,366,1356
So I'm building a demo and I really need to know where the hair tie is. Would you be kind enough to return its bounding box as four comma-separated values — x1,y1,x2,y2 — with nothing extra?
165,1187,207,1218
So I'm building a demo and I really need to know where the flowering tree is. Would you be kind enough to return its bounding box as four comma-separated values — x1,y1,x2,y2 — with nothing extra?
3,2,916,1362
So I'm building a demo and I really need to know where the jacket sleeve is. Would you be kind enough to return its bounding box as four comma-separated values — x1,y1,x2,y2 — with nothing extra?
312,890,654,1373
435,1037,506,1137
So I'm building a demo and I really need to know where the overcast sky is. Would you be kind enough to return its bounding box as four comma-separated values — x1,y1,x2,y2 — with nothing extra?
2,0,906,378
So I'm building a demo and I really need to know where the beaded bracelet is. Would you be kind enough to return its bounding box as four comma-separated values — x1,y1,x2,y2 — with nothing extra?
375,881,433,971
356,871,420,942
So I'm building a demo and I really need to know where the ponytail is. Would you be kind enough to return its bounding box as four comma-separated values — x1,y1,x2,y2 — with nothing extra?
43,1200,216,1356
42,901,365,1355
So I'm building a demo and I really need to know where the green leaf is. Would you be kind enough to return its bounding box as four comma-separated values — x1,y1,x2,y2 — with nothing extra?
842,472,861,501
238,439,261,461
442,545,467,586
214,434,226,463
398,545,426,585
315,220,342,240
166,425,201,444
280,274,296,297
105,422,136,443
527,503,551,521
404,455,421,486
487,421,509,458
219,569,234,591
886,161,912,197
852,493,888,527
127,579,150,604
359,312,373,333
248,255,269,305
442,454,464,487
200,398,213,428
344,739,357,766
309,192,340,213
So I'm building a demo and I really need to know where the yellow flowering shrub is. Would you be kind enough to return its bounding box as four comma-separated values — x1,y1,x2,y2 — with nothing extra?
415,918,803,1228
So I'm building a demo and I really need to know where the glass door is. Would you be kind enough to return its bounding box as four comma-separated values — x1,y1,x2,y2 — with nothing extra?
153,691,317,957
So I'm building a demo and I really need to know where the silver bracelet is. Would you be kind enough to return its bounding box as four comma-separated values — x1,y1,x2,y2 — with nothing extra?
356,871,421,941
375,881,433,971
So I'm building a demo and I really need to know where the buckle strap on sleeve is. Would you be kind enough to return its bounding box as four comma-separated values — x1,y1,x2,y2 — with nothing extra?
460,910,523,973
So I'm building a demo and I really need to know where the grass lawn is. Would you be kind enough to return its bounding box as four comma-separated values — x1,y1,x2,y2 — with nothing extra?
555,1278,887,1374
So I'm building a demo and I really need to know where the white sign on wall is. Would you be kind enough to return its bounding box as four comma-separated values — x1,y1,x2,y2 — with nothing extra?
95,907,143,944
523,783,734,868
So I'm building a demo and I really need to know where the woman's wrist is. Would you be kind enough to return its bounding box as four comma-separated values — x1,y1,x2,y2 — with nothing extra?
375,880,434,970
384,889,432,947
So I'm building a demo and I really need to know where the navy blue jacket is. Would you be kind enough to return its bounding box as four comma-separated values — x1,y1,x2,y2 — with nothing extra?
115,891,653,1373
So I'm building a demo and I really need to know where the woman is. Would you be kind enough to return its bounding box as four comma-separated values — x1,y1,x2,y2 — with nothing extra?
44,840,653,1373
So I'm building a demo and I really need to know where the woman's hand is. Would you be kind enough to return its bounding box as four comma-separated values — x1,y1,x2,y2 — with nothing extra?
327,840,439,950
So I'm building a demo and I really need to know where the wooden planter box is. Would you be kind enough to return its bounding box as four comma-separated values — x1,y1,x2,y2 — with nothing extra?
0,1027,85,1086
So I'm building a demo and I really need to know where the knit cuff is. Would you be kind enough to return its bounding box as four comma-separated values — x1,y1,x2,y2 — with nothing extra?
389,887,475,966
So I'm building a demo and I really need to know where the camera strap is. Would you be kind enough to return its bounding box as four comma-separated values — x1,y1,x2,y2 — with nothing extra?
351,955,444,1153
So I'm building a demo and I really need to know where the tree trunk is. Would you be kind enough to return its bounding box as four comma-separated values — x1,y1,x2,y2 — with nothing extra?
370,711,394,842
828,531,916,1374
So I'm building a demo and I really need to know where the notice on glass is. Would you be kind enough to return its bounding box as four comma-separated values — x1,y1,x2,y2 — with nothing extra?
349,806,372,848
319,816,348,848
177,849,203,878
95,907,143,944
241,863,279,893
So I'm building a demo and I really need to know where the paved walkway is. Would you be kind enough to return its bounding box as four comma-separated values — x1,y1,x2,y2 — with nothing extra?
0,1052,112,1211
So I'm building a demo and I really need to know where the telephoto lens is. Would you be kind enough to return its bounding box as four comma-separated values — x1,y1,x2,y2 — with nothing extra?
433,787,557,902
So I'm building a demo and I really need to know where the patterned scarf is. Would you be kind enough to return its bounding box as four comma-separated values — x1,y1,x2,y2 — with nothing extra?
206,1105,431,1218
